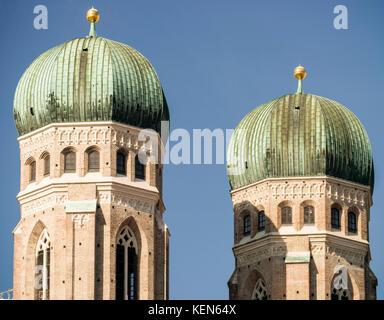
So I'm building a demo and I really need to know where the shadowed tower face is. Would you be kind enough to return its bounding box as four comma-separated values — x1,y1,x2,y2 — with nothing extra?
226,66,377,300
12,8,170,300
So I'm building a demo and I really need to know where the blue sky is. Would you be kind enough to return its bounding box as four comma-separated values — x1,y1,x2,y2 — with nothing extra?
0,0,383,299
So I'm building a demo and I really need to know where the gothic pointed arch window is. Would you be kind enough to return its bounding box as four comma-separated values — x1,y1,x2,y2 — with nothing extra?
252,278,268,300
35,229,51,300
116,227,139,300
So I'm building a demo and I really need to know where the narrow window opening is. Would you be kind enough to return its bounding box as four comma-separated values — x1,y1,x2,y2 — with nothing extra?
116,152,126,175
304,206,315,224
135,155,145,180
243,214,251,236
331,207,341,229
281,206,292,224
258,211,265,231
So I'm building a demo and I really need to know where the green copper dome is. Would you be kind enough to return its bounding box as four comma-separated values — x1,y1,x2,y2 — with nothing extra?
13,36,169,136
227,93,374,191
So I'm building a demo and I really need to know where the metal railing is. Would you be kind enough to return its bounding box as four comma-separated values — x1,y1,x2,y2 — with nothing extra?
0,289,13,300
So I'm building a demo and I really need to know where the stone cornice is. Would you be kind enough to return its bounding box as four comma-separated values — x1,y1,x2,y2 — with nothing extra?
231,176,371,209
17,177,160,202
18,121,164,162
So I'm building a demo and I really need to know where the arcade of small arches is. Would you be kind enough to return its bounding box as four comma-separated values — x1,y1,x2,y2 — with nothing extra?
238,202,360,239
24,147,150,184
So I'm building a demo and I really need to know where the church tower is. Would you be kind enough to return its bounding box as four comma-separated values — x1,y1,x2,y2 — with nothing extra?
227,66,377,300
12,8,170,300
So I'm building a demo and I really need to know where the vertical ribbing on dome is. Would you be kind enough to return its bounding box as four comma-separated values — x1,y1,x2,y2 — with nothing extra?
227,94,374,192
13,37,169,135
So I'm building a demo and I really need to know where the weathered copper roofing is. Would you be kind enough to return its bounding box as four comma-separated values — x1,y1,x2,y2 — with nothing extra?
13,37,169,135
227,93,374,191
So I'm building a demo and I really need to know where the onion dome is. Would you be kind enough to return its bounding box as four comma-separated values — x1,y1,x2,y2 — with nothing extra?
13,8,169,136
227,65,374,192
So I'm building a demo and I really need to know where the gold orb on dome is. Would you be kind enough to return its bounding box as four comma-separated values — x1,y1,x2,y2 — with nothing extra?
293,65,307,80
86,7,100,23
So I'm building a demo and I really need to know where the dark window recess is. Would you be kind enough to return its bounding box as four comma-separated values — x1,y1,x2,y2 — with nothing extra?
348,212,357,233
135,155,145,180
295,106,300,110
128,247,138,300
243,215,251,236
258,211,266,231
30,107,34,116
116,152,126,175
115,245,125,300
245,161,248,169
331,208,341,229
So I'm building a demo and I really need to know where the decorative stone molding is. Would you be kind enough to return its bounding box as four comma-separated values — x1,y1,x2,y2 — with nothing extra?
19,123,156,161
310,243,326,255
237,245,286,267
231,177,369,210
325,244,365,266
98,191,154,214
310,241,365,266
21,193,68,217
72,214,90,228
326,182,367,208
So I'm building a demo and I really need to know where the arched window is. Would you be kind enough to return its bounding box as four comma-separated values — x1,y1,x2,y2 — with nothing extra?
116,152,126,175
252,279,268,300
258,211,265,231
281,207,292,224
304,206,315,224
243,214,251,236
348,211,357,233
116,227,138,300
64,151,75,172
88,150,99,171
135,155,145,180
44,155,50,176
331,207,341,229
30,161,36,182
35,229,51,300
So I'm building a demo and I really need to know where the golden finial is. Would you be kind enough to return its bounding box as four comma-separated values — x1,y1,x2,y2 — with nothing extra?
294,65,307,80
86,7,99,38
294,65,307,94
86,7,100,23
